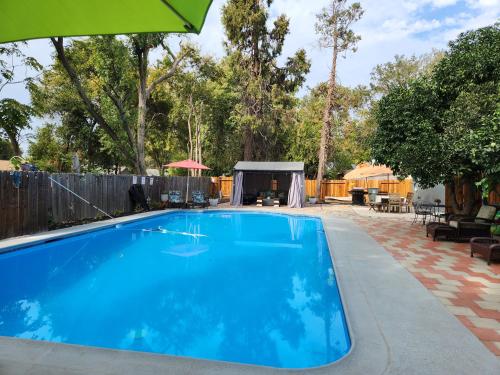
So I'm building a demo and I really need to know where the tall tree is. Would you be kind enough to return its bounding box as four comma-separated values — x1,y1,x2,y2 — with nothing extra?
0,98,34,155
222,0,310,161
370,51,443,96
314,0,363,198
28,123,71,172
50,35,191,174
372,24,500,215
288,83,371,178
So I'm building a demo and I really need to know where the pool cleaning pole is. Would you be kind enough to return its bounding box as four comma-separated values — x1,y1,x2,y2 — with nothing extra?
49,177,114,219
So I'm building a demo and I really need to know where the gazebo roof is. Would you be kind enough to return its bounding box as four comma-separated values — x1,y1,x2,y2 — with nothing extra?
234,162,304,172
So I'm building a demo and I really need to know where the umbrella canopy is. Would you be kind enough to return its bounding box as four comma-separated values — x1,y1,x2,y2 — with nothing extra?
164,159,210,170
0,0,213,43
165,159,210,204
343,163,395,180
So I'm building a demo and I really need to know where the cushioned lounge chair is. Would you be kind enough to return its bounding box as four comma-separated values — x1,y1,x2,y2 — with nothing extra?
190,191,208,208
427,205,497,241
448,205,497,240
167,190,185,208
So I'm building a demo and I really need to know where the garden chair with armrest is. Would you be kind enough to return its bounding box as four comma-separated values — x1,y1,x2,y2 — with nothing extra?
448,205,497,240
470,210,500,265
190,191,208,208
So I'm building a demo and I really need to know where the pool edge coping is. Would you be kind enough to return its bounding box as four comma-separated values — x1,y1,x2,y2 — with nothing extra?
0,209,498,375
0,210,355,372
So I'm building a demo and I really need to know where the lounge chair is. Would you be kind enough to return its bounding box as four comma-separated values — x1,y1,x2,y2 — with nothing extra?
190,191,208,208
448,205,497,240
167,190,185,208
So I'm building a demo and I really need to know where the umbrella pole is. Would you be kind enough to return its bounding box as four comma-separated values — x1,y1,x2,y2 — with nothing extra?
186,172,190,204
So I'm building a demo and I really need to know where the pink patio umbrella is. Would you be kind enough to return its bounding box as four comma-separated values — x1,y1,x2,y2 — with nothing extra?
164,159,211,203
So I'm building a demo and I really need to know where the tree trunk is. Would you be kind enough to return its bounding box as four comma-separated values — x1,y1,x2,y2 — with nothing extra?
6,132,21,156
316,42,338,198
243,125,254,161
449,176,477,216
136,49,149,176
187,95,194,171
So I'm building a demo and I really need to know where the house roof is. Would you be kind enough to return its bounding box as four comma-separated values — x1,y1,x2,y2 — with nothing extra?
0,160,14,171
234,161,304,172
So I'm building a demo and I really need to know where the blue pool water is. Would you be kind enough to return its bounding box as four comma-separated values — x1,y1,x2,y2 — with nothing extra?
0,211,350,368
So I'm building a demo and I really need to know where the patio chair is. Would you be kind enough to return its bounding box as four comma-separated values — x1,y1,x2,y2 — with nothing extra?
368,193,378,211
470,211,500,265
401,192,414,213
448,205,497,240
470,237,500,265
388,193,402,213
412,202,433,224
167,191,185,208
190,191,208,208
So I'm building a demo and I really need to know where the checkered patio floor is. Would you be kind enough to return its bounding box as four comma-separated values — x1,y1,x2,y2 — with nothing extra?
351,210,500,356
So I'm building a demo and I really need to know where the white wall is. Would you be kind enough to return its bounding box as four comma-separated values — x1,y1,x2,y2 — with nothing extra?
413,184,445,204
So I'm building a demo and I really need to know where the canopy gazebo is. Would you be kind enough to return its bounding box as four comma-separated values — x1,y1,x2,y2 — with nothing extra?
231,162,305,208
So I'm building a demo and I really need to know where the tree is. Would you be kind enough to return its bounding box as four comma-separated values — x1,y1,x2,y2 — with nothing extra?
288,83,371,178
222,0,310,161
28,123,71,172
0,138,14,159
370,51,443,96
0,43,42,94
372,24,500,215
49,35,191,174
0,98,34,155
314,0,363,198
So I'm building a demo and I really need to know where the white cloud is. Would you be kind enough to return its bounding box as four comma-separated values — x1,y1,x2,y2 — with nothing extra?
466,0,500,9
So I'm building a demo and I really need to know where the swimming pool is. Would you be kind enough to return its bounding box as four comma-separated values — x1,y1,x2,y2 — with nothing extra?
0,211,350,369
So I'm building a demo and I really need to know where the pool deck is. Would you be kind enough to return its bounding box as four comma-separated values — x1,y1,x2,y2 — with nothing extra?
0,208,498,374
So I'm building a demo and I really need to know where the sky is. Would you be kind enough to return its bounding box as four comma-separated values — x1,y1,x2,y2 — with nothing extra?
1,0,499,152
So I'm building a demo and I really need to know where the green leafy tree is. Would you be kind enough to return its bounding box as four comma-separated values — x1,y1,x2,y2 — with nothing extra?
28,123,71,172
0,43,42,94
0,98,34,155
372,24,500,214
289,83,371,178
370,51,443,96
49,35,192,174
222,0,310,161
314,0,363,197
0,138,14,159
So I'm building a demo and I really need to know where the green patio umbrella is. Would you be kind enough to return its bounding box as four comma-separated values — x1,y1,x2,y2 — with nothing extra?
0,0,213,44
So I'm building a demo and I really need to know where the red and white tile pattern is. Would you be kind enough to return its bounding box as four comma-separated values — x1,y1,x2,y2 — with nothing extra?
353,212,500,356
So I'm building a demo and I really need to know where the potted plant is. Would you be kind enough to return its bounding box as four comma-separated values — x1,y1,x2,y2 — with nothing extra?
209,192,219,207
160,191,169,203
308,195,317,204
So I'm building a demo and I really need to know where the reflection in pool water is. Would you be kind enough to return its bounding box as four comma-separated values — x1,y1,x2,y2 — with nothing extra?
0,211,350,368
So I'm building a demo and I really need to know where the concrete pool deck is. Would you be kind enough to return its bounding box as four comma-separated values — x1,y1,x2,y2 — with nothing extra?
0,209,498,374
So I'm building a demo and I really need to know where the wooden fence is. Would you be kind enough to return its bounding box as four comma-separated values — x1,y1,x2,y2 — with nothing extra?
445,180,500,210
0,171,50,240
0,172,211,240
217,175,413,200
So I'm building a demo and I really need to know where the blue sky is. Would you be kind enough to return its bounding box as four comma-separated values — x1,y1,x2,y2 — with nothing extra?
1,0,499,152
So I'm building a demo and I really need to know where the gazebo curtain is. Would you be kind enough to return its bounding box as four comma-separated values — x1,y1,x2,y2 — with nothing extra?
231,171,244,206
287,172,305,208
